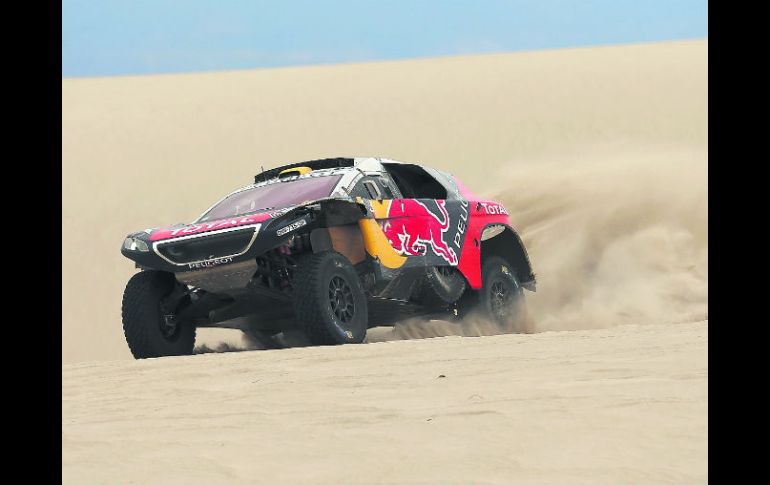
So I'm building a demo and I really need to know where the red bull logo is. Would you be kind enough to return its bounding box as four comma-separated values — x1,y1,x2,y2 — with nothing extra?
381,199,458,265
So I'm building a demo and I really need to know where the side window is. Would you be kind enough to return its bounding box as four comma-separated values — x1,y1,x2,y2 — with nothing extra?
351,176,385,200
363,180,382,199
382,164,447,199
379,183,394,199
374,174,399,199
350,177,368,199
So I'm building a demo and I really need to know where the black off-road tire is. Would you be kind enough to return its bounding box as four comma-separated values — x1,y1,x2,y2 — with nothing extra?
121,270,196,359
413,266,466,309
458,256,527,331
293,251,368,345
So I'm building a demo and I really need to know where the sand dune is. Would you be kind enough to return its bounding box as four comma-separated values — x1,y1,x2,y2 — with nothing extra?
62,39,707,483
62,39,706,362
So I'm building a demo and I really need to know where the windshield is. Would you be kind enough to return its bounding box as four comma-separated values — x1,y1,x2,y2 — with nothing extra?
198,175,342,222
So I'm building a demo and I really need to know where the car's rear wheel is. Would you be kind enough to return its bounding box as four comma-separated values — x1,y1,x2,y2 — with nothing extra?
121,270,196,359
459,256,528,331
413,266,466,309
292,251,368,345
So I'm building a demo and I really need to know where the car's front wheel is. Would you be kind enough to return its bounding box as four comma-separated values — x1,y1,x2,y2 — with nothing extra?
121,270,196,359
292,251,368,345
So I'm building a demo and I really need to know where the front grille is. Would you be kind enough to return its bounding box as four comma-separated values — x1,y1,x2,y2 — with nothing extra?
156,227,257,264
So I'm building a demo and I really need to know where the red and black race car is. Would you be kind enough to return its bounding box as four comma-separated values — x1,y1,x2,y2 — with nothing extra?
120,157,536,358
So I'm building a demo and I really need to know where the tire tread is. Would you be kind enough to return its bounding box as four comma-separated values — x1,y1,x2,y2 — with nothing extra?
121,270,196,359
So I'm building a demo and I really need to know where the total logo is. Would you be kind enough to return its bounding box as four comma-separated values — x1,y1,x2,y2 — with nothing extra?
478,202,508,215
170,215,264,237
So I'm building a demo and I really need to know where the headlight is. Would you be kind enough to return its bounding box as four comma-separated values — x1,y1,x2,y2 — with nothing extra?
123,236,149,252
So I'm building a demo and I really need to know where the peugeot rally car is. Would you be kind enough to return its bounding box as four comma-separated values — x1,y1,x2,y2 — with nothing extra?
120,157,536,358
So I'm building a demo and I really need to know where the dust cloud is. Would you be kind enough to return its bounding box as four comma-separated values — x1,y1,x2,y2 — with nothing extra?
371,143,707,341
496,144,707,332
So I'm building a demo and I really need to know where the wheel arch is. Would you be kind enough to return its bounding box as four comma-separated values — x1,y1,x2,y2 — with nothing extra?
480,224,536,291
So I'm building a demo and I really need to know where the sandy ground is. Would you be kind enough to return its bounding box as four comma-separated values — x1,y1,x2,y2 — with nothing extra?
63,321,707,484
62,39,707,483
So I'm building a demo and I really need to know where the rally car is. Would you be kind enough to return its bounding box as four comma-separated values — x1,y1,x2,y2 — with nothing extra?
120,157,536,358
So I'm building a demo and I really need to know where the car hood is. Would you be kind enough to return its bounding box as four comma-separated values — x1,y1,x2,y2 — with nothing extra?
129,196,358,244
148,207,294,242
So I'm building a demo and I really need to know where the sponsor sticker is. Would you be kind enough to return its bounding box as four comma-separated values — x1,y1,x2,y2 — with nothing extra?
269,207,293,218
383,199,458,265
478,202,508,215
170,216,263,237
187,256,234,269
276,218,307,236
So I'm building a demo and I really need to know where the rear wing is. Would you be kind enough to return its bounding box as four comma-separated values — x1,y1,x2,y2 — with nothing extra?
255,158,354,184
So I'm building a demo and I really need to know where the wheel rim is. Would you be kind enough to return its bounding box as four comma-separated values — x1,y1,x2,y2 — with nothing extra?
328,276,355,324
159,312,181,340
490,280,510,320
158,287,182,341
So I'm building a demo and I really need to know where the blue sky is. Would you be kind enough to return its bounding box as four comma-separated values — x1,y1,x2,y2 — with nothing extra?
62,0,707,77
